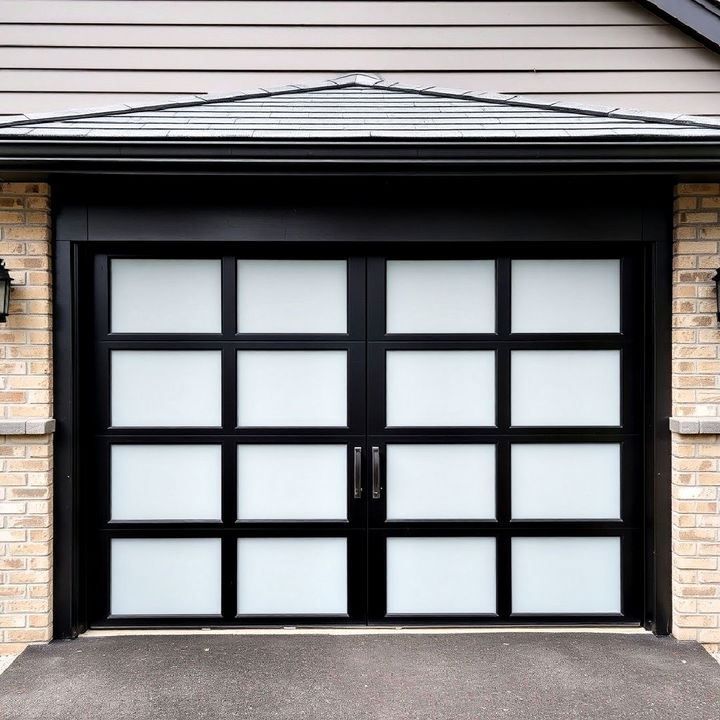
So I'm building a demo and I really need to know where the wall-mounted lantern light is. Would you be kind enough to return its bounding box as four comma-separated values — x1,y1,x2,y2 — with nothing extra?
0,259,13,323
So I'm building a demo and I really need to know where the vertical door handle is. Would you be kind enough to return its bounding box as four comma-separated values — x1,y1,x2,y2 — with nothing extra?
372,446,382,499
353,447,362,499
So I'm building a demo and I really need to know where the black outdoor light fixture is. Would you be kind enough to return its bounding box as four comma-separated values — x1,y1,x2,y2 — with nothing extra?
715,268,720,323
0,259,13,323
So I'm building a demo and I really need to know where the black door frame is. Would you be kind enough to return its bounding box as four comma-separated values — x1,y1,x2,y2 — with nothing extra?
52,176,673,637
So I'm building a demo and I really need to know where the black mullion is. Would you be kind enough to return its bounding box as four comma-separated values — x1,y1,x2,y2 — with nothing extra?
496,256,511,337
371,527,638,539
496,440,511,525
221,534,237,621
98,431,639,441
221,255,237,338
370,338,625,350
347,532,368,623
221,439,237,528
221,346,237,434
367,532,387,621
497,347,510,431
496,534,512,620
366,256,386,341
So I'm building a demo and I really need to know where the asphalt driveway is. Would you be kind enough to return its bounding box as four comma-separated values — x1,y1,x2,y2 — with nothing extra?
1,632,718,720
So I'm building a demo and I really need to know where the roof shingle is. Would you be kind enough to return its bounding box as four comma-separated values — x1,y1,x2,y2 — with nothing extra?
1,73,720,141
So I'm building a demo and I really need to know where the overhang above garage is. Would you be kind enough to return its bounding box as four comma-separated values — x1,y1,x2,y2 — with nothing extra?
1,73,720,175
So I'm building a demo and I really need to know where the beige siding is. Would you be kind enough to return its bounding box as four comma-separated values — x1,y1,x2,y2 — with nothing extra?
1,1,719,116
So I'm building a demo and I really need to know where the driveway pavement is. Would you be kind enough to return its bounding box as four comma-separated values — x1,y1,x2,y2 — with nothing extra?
0,632,718,720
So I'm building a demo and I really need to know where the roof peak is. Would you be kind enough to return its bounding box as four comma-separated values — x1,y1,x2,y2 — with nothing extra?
1,73,720,135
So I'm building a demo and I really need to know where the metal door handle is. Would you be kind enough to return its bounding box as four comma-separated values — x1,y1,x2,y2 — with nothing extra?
353,447,362,499
372,446,381,499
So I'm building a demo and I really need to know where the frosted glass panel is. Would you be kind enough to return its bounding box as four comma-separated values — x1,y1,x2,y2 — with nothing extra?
512,259,620,333
386,444,495,520
387,537,496,614
512,537,621,614
237,538,347,615
111,538,221,615
512,444,621,520
111,351,222,427
111,259,221,334
237,351,347,427
112,444,222,521
511,350,620,426
386,260,495,333
386,351,495,427
237,260,347,333
238,444,347,520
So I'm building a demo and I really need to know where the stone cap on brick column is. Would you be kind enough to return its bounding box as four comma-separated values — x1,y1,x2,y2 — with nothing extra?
0,418,55,435
669,417,720,434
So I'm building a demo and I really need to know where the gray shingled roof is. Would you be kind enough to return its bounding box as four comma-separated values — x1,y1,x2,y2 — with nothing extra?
2,73,720,141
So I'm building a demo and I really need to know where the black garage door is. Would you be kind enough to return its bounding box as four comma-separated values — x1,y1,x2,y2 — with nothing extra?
85,243,644,627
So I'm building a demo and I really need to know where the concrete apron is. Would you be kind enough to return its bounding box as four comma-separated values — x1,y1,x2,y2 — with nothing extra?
1,631,718,720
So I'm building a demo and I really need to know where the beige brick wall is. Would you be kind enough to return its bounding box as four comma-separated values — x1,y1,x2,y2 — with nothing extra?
0,182,53,655
672,182,720,653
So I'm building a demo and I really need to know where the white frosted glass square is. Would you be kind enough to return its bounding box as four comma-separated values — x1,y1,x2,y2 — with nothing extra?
512,444,621,520
511,350,620,427
386,260,495,333
386,444,495,520
111,538,221,616
237,538,347,615
512,537,621,614
237,259,347,333
511,259,620,333
237,351,347,427
386,537,496,614
111,259,221,333
386,351,495,427
112,445,222,521
111,351,222,427
238,444,347,520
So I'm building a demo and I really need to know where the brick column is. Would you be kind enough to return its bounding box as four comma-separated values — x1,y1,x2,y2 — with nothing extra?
671,183,720,654
0,182,53,655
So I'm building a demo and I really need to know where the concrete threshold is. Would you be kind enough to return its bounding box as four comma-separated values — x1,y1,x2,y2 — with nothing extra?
83,625,649,638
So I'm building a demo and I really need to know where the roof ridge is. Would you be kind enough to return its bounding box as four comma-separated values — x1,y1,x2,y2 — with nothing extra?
0,73,719,131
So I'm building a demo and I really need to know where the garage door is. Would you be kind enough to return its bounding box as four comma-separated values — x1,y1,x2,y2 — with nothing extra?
87,245,643,626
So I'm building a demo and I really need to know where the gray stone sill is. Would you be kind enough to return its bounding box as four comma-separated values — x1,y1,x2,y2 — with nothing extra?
0,418,55,435
669,417,720,435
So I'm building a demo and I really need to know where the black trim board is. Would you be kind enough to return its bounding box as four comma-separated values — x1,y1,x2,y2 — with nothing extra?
641,0,720,55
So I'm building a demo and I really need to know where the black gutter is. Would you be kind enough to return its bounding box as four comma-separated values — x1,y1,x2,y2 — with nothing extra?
0,140,719,176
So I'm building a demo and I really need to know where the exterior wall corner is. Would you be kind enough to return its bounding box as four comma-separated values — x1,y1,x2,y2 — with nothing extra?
0,182,53,656
672,182,720,655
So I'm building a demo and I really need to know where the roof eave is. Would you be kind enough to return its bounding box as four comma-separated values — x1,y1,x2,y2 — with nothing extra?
1,138,720,176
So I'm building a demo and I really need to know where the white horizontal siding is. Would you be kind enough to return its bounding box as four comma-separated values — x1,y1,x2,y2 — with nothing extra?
1,0,719,117
0,25,700,49
0,2,662,25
